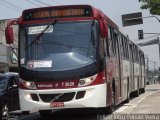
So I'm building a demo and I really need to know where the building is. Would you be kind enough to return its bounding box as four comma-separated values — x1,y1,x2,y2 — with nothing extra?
0,19,18,73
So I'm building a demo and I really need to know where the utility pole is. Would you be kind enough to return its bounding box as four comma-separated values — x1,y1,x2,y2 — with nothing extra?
154,61,156,83
147,57,149,82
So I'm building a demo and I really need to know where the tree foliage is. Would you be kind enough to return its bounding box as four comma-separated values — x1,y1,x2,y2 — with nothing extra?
139,0,160,15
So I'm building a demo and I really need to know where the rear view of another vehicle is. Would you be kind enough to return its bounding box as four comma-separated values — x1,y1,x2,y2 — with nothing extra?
0,73,20,120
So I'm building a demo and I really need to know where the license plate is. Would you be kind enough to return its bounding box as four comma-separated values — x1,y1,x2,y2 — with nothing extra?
50,102,64,108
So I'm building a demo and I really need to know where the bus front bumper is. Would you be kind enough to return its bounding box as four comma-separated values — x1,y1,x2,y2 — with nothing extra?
19,84,106,113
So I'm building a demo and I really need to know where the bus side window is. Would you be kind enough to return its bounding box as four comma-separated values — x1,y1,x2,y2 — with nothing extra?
134,45,138,63
124,37,129,60
143,54,145,66
108,26,113,57
121,36,126,59
106,39,110,57
124,38,127,59
126,38,129,60
138,49,141,63
136,47,139,63
113,32,117,56
109,26,116,56
132,45,136,63
119,35,123,57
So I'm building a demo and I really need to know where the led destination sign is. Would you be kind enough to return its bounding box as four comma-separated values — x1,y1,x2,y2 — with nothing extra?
34,9,84,18
23,7,92,21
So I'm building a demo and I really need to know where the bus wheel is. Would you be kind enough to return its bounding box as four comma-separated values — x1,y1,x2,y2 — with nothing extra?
107,91,115,114
39,110,52,118
135,81,139,97
141,88,145,93
124,91,130,103
135,89,139,97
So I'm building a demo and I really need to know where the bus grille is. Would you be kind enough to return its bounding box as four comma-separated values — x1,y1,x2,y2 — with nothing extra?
39,92,75,103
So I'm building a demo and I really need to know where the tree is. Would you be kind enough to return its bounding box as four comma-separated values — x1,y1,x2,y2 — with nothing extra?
139,0,160,15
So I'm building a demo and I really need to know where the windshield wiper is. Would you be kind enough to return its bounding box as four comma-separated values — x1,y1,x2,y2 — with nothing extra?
25,20,57,50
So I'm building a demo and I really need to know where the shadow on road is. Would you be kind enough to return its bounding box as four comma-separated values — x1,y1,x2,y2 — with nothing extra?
40,114,98,120
40,109,106,120
20,109,109,120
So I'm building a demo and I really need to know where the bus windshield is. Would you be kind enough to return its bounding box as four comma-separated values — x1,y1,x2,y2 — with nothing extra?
20,21,99,73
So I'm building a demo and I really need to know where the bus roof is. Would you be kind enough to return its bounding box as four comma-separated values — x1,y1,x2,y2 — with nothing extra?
21,4,119,30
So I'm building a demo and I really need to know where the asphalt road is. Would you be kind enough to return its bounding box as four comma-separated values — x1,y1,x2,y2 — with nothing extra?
13,84,160,120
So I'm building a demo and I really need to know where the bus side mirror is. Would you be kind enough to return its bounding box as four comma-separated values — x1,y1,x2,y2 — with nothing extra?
5,19,19,44
5,26,14,44
99,20,108,38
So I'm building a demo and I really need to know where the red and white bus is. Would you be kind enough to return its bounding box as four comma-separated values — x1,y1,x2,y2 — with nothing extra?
5,5,145,116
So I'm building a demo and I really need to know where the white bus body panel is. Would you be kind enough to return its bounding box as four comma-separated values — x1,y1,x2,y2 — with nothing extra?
122,60,130,77
19,84,106,113
134,63,140,91
122,59,130,100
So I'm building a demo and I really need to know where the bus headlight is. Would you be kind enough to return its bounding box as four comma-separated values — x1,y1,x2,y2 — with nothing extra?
20,79,37,89
78,74,97,87
25,93,32,100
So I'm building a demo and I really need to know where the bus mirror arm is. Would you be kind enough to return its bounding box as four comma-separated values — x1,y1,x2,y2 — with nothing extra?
5,20,19,44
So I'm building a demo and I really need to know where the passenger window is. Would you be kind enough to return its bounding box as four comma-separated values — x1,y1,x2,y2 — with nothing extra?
106,39,110,57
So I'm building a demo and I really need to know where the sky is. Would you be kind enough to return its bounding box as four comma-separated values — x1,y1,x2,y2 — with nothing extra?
0,0,160,70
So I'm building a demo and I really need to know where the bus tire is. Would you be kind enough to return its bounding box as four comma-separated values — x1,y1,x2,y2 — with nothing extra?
141,88,145,93
125,94,130,103
135,78,139,97
134,89,139,97
107,91,115,114
124,81,130,103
